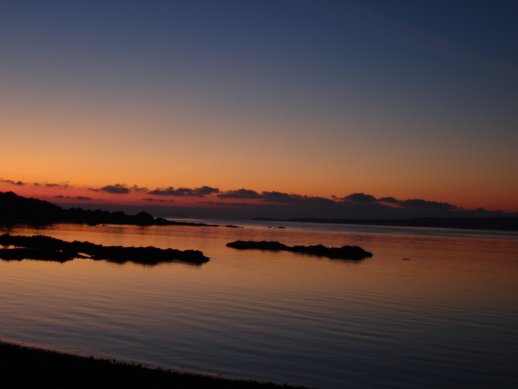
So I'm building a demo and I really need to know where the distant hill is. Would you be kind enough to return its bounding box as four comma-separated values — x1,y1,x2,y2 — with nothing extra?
0,191,209,226
255,216,518,232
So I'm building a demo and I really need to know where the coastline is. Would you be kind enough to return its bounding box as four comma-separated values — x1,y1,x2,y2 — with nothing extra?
0,340,308,389
254,216,518,232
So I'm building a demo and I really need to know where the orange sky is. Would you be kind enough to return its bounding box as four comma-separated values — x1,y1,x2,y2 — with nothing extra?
1,98,517,211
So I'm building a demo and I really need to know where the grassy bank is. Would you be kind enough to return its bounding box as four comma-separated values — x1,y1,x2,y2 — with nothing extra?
0,341,307,389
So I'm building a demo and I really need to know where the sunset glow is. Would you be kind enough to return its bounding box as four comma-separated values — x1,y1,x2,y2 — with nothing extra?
1,3,518,389
1,1,517,215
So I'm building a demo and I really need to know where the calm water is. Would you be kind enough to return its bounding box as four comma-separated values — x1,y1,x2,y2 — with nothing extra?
1,222,517,388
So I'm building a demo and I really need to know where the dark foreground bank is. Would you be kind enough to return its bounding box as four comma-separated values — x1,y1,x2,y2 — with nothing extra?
0,341,307,389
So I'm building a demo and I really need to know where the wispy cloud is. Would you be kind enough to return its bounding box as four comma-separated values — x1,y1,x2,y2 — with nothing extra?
42,182,69,189
54,195,93,201
0,178,25,186
1,179,71,189
143,197,175,203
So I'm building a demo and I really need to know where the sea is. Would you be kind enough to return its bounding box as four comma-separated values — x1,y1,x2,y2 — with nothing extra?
1,220,517,388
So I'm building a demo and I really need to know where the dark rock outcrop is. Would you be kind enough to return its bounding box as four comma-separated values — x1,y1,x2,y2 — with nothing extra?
0,234,209,265
226,240,372,260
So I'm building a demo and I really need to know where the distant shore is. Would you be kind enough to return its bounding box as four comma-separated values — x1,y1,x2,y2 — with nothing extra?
0,191,215,227
0,340,307,389
254,216,518,232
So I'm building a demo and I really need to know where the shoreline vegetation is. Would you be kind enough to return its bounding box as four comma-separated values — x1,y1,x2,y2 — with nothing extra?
226,240,372,260
0,341,308,389
0,191,214,227
254,217,518,232
0,234,209,265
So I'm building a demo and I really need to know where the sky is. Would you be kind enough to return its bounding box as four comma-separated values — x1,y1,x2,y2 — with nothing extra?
1,0,517,218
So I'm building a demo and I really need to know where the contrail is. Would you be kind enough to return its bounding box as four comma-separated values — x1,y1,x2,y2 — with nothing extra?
344,1,518,76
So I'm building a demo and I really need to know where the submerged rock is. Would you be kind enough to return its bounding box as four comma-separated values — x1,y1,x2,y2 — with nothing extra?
226,240,372,260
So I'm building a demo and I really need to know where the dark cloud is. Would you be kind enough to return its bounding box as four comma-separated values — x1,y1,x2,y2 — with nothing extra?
262,191,304,203
343,193,457,212
1,176,503,220
378,196,398,203
219,189,339,205
217,189,262,199
92,184,148,194
213,191,469,219
47,187,507,220
0,178,25,186
100,184,130,194
131,186,149,193
344,193,377,202
262,191,335,205
54,195,93,201
149,186,219,197
399,198,457,211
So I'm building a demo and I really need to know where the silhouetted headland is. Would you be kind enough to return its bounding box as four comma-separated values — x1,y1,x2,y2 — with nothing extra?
226,240,372,260
0,234,208,265
0,341,308,389
0,191,212,227
255,217,518,232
